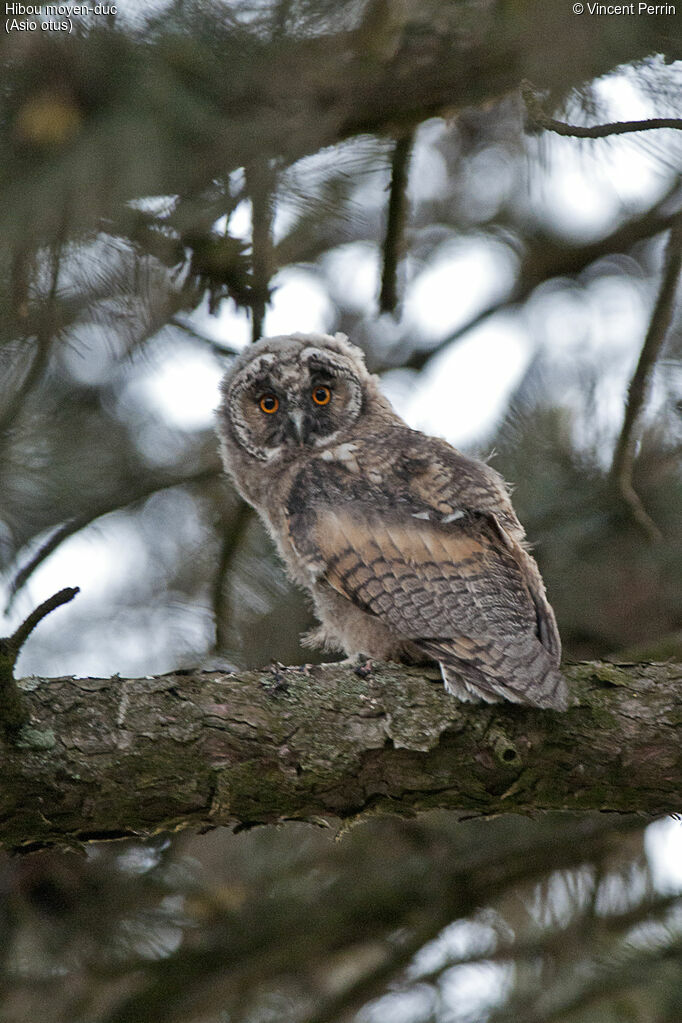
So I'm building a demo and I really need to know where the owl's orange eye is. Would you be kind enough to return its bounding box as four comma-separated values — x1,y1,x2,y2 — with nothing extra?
312,385,331,406
259,393,279,414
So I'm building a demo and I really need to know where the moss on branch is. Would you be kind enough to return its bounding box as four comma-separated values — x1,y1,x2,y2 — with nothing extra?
0,659,680,852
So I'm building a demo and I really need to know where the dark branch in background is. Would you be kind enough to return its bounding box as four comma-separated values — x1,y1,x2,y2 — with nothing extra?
103,816,639,1023
213,500,253,652
611,216,682,540
9,245,31,333
410,890,681,986
303,889,682,1023
393,181,682,374
379,133,414,314
0,230,64,441
0,586,79,735
521,80,682,138
246,160,276,343
493,935,682,1023
169,316,242,359
5,466,221,611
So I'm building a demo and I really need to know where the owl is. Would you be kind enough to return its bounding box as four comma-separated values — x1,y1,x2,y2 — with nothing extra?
216,332,568,710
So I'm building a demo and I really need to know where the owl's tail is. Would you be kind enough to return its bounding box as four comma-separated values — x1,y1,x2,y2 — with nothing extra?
419,637,569,711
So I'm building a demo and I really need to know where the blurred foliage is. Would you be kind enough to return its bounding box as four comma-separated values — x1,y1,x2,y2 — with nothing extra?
0,1,681,1021
1,816,681,1023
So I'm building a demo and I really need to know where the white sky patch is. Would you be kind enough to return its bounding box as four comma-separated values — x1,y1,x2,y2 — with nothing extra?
408,119,449,202
543,137,671,237
362,915,510,1023
608,141,673,208
526,282,593,354
409,917,502,977
403,239,517,341
183,292,252,350
526,270,652,462
1,521,152,678
359,986,435,1023
387,317,531,448
645,818,682,894
323,242,381,312
6,522,147,618
530,68,674,241
264,268,336,336
271,196,299,244
586,273,649,354
135,342,224,431
2,489,214,678
440,961,511,1021
228,199,252,241
461,146,516,222
536,158,624,241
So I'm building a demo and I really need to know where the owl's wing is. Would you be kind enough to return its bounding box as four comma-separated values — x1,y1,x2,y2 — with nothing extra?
288,444,566,709
313,504,566,709
402,436,562,666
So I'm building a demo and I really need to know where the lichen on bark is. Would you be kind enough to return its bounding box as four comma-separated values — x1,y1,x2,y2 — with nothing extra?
0,659,679,852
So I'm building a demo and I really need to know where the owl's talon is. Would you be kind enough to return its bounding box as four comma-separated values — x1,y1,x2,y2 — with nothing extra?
354,658,373,679
263,664,290,694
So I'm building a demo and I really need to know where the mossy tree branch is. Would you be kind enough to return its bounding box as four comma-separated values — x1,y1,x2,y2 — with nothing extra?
2,659,680,853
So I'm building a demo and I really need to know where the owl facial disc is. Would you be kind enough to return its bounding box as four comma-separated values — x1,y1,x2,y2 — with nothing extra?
220,334,366,461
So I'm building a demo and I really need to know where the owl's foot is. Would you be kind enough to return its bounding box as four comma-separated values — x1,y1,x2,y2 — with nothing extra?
263,662,290,694
332,653,375,677
353,658,373,679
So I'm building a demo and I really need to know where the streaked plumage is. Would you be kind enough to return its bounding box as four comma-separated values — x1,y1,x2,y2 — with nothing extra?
216,332,567,710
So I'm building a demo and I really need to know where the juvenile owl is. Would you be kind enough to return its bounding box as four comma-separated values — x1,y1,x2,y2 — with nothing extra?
216,332,568,710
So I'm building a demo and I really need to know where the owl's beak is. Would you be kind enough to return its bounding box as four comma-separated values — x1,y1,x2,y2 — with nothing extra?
288,409,306,445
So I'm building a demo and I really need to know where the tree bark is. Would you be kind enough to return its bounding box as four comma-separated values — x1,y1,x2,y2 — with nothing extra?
2,659,680,852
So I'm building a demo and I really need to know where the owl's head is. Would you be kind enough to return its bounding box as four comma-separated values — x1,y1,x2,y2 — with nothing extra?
218,332,389,465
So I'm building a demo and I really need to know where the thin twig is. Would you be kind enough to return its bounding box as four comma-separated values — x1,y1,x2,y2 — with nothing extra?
169,316,242,358
246,160,276,343
5,466,221,611
379,133,414,314
0,233,64,440
521,80,682,139
0,586,79,734
8,586,80,653
611,216,682,540
213,500,253,652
